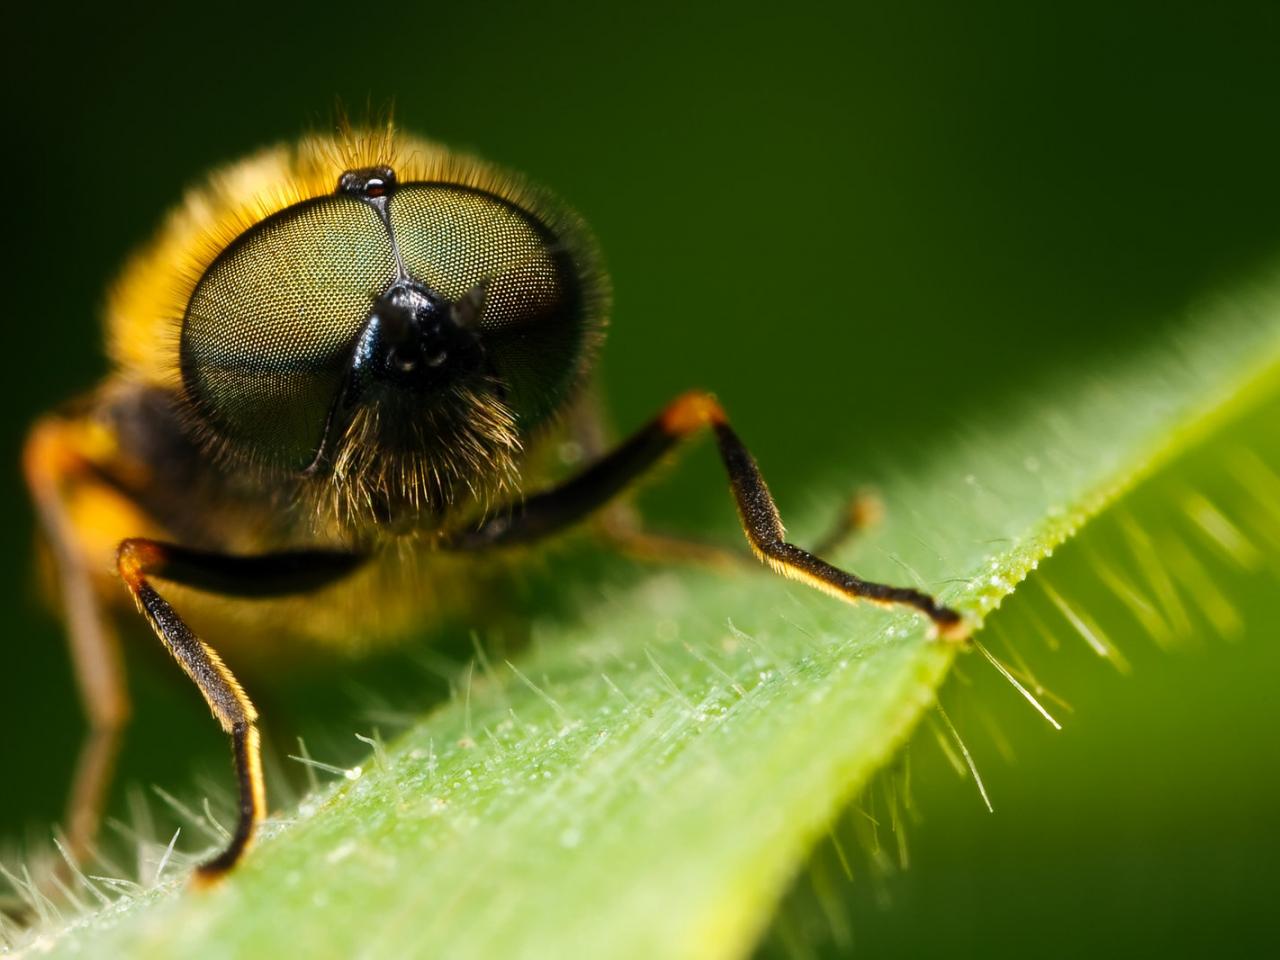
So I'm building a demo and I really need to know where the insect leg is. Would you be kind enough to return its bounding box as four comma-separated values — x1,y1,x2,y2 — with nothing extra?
598,488,883,570
595,512,752,570
445,391,969,639
115,540,364,880
808,489,884,557
567,383,749,569
23,417,131,866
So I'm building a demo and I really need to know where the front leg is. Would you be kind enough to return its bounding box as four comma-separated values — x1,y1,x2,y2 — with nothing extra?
115,540,364,880
445,391,969,639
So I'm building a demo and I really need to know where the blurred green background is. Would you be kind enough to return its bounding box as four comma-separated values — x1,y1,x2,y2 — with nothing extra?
3,1,1278,956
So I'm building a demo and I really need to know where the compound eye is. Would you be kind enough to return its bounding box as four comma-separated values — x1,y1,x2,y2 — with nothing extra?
181,196,398,469
388,185,584,426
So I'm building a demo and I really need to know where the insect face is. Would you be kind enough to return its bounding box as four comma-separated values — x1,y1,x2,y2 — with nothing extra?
157,140,606,529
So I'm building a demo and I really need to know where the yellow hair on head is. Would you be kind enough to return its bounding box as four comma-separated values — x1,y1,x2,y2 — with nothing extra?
105,122,579,391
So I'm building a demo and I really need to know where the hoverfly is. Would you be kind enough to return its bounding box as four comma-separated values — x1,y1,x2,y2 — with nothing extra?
24,124,967,881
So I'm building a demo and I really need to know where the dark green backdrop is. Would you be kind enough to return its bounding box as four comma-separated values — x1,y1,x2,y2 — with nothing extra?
3,2,1278,956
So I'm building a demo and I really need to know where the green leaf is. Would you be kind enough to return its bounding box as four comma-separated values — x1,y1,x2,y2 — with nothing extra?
759,390,1280,957
14,269,1280,959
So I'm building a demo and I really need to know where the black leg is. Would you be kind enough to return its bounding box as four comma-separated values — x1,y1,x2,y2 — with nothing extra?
445,391,969,639
116,539,364,881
